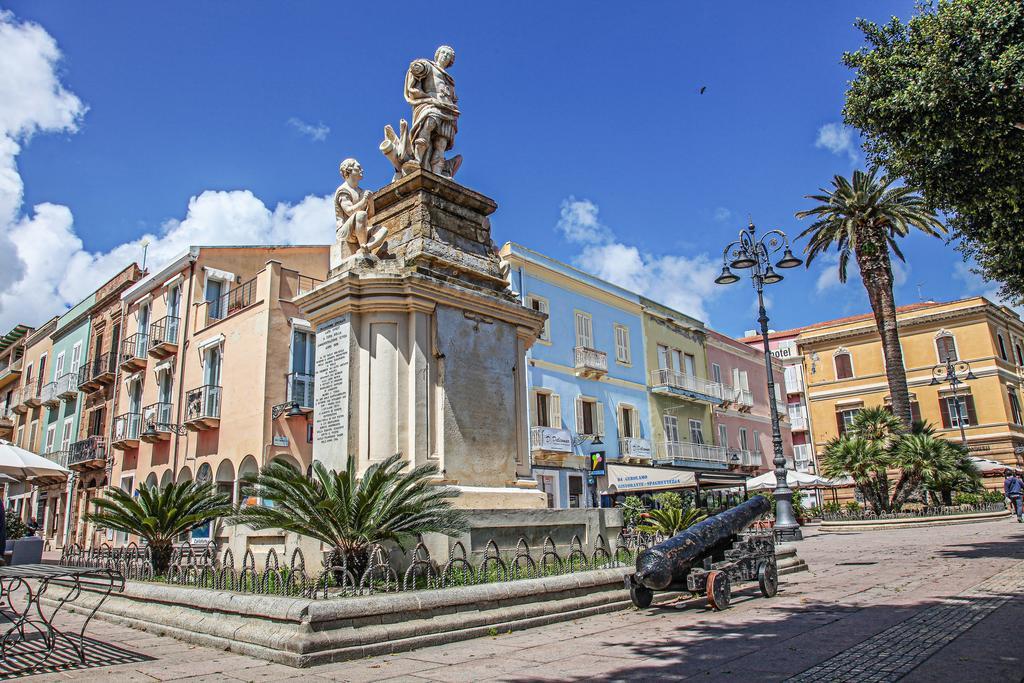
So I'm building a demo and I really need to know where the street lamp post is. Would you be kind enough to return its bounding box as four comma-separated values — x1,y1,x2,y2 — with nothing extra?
715,221,804,542
929,358,977,445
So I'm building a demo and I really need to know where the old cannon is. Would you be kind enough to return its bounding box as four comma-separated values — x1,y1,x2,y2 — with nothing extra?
627,495,776,610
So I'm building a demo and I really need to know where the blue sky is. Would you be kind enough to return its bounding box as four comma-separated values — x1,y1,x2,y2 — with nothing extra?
0,1,1006,335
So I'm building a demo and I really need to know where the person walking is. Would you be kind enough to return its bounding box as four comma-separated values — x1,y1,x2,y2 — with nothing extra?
1003,470,1023,522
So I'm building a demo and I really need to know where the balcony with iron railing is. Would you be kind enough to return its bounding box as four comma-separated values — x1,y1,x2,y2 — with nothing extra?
10,387,27,415
655,441,728,465
619,436,653,461
22,382,42,409
0,400,14,434
39,381,60,408
722,386,754,411
287,372,314,413
111,412,142,450
793,444,814,472
141,402,174,442
68,436,106,468
0,357,23,389
787,410,808,431
280,269,324,300
573,346,608,378
148,317,180,359
184,384,221,430
649,368,725,404
726,449,760,468
54,373,78,401
41,449,69,468
121,332,150,371
207,279,257,326
77,352,117,392
530,426,573,454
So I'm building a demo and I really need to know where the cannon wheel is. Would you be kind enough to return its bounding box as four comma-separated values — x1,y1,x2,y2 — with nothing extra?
629,583,654,608
758,560,778,598
706,570,731,610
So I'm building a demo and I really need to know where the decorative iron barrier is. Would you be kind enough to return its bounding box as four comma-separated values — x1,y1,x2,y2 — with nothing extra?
821,502,1005,522
59,532,663,600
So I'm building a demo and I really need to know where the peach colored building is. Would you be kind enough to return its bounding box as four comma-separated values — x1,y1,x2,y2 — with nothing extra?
104,245,328,550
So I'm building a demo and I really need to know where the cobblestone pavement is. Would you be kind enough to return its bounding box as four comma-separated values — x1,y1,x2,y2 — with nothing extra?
21,518,1024,681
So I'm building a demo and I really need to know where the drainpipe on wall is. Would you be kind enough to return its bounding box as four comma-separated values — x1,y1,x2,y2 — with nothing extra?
171,260,197,478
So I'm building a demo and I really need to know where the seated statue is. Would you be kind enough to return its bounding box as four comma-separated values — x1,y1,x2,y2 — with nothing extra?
334,158,387,259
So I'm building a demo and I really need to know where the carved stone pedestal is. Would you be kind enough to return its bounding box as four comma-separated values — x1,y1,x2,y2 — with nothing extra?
298,170,547,509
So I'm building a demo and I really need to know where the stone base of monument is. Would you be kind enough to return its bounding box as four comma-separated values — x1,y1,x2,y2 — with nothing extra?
297,169,548,508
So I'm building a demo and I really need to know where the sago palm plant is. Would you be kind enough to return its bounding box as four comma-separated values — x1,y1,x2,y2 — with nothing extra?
796,169,944,426
637,507,707,536
84,481,232,575
232,454,468,577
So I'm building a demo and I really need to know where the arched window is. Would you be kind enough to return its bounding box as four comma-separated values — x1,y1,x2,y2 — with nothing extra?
833,349,853,380
196,463,212,484
935,331,958,362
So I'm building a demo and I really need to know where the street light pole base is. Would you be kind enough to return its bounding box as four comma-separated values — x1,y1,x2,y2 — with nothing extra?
774,525,803,542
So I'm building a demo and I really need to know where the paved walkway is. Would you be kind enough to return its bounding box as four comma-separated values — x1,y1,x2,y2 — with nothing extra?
16,518,1024,681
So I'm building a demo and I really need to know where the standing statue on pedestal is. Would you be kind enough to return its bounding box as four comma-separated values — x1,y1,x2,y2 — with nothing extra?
380,45,462,180
333,158,387,265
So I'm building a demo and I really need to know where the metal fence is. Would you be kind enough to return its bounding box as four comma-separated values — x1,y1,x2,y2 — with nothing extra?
821,501,1005,522
59,532,660,600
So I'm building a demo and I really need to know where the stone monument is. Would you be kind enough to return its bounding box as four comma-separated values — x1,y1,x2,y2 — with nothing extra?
299,45,546,509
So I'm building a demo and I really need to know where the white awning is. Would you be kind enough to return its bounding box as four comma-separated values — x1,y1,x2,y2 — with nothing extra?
204,266,236,283
605,464,696,493
153,359,174,376
746,470,833,491
123,372,142,387
196,334,225,351
136,293,153,308
290,318,313,331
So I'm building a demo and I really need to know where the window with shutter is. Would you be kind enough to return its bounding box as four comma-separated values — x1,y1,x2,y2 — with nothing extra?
718,424,728,447
739,428,748,450
936,335,957,362
910,401,922,424
630,408,640,438
574,312,594,349
834,353,853,379
550,394,561,429
618,405,632,438
527,296,550,341
964,395,978,425
533,391,547,427
684,354,696,376
997,333,1008,361
575,396,585,434
663,415,679,443
44,425,55,453
1009,388,1023,425
614,324,630,363
657,345,670,370
943,396,973,427
595,402,605,436
711,363,722,384
689,420,704,444
1016,343,1024,366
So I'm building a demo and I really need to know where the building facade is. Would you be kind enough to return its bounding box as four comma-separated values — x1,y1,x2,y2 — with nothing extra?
797,297,1024,482
739,330,817,474
706,329,794,472
105,245,328,551
0,324,32,442
501,243,652,509
640,298,725,468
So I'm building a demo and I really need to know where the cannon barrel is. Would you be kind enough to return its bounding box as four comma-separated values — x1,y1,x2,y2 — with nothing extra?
634,495,770,590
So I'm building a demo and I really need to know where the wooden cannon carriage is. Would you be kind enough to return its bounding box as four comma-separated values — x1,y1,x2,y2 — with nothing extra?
627,495,778,610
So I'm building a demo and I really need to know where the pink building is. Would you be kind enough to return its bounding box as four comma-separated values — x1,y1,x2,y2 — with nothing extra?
705,329,794,472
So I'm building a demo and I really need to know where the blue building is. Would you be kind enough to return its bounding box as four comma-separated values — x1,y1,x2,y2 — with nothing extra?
500,243,652,508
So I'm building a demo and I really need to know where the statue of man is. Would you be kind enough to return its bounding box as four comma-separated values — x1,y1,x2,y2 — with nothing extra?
404,45,460,175
334,158,387,258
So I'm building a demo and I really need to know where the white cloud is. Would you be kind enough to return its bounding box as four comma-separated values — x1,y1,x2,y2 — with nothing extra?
814,253,907,294
953,261,1024,317
815,122,857,162
287,117,330,142
713,207,732,223
557,197,721,322
0,11,334,331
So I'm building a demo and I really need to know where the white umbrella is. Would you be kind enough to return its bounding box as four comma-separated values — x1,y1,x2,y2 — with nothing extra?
0,439,70,480
746,469,831,491
969,456,1021,475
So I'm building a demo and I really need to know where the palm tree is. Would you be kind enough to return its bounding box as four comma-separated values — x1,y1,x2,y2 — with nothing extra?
796,169,945,426
232,454,468,577
637,507,707,536
820,435,890,512
84,481,232,575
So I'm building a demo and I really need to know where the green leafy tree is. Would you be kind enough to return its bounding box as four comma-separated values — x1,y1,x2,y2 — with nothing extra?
620,496,647,528
5,510,28,541
232,454,468,577
84,481,232,574
796,171,945,426
637,507,707,536
651,491,682,510
842,1,1024,304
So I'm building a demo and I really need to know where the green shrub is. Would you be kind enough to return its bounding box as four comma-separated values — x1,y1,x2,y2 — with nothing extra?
952,492,982,506
621,496,647,528
651,492,682,510
844,501,862,514
809,505,824,519
822,501,842,515
983,489,1006,504
4,510,27,540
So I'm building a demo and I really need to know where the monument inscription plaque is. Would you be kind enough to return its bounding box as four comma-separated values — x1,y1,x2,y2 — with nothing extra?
313,313,351,471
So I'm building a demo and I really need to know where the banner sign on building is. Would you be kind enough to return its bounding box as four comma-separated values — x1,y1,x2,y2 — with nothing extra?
606,464,696,493
590,451,606,475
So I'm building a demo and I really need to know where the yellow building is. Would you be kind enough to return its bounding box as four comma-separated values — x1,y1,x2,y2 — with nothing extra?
796,297,1024,482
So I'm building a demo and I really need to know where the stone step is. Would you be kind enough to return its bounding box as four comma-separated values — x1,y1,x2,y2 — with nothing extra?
776,543,808,575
